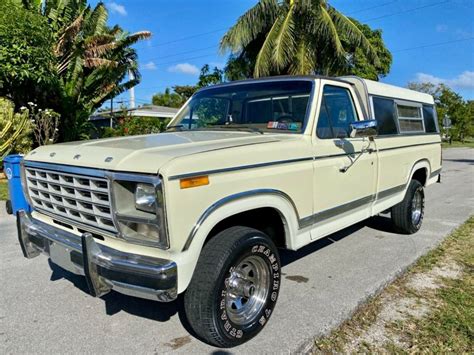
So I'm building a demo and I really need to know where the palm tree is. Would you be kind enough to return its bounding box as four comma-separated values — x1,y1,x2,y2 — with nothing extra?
20,0,151,140
220,0,379,78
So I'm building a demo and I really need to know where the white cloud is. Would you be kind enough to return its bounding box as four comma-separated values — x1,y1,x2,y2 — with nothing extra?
142,61,157,70
107,2,127,16
414,71,474,89
168,63,200,75
435,24,448,33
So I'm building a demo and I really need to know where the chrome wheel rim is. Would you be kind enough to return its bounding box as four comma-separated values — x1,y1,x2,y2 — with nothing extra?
225,255,270,326
411,189,423,225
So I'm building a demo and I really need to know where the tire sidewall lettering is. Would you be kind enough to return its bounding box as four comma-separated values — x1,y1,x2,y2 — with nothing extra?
217,240,280,341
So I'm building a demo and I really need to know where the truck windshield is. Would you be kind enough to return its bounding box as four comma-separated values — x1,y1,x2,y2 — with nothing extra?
171,80,313,134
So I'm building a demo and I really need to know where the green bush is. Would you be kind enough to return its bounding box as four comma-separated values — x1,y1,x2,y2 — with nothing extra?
100,116,170,138
0,0,57,108
0,97,32,163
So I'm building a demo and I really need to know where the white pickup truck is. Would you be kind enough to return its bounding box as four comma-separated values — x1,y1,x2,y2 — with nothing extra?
17,75,441,347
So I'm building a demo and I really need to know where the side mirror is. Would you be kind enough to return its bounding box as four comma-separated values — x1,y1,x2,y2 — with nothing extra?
350,119,378,138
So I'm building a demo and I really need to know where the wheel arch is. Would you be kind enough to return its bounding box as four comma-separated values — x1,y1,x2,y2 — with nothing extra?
183,189,300,252
177,190,300,292
407,159,431,187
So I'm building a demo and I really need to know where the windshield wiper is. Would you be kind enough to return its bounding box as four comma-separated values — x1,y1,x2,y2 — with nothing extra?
167,124,264,134
166,124,184,131
212,125,264,134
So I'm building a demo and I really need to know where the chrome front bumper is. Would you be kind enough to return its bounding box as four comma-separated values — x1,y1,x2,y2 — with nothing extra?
16,210,177,302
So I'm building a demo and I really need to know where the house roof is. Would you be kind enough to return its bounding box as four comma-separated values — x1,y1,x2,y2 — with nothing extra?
130,105,179,118
90,105,179,120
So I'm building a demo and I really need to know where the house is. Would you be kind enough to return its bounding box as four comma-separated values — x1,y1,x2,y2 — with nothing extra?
89,105,179,130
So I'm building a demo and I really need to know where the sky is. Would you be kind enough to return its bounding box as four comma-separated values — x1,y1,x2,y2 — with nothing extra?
92,0,474,108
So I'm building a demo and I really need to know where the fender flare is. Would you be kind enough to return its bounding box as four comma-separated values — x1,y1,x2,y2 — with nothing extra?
176,190,301,292
182,189,301,252
406,159,431,187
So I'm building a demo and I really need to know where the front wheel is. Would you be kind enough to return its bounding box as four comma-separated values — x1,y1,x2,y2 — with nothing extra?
391,179,425,234
184,226,281,347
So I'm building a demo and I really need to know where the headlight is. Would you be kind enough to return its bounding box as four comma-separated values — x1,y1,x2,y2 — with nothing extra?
111,176,168,249
135,183,157,213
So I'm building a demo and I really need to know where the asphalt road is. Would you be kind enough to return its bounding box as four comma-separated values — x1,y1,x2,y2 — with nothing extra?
1,148,473,354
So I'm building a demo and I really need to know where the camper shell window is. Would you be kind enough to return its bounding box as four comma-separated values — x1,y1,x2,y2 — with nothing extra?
372,97,398,135
422,104,439,133
369,96,438,136
395,100,425,133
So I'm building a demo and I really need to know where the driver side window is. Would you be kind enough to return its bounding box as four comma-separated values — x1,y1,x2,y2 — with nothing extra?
316,85,358,139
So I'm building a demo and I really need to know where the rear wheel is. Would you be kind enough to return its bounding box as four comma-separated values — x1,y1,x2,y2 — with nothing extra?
184,226,281,347
391,179,425,234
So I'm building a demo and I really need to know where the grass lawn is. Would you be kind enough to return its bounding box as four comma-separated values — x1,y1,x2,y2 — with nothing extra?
442,140,474,149
313,217,474,353
0,179,9,201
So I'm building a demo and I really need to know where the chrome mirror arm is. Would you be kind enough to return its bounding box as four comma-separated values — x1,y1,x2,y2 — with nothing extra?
340,137,374,173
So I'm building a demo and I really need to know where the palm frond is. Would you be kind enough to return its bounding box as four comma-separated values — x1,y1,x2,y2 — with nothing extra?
84,33,115,46
56,51,75,75
328,6,379,65
220,0,279,53
289,40,315,75
55,10,84,55
85,42,117,57
116,31,152,48
254,15,283,77
272,2,296,71
84,57,118,69
85,2,108,36
314,4,346,64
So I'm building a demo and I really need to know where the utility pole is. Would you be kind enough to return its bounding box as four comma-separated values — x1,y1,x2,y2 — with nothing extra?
129,70,136,109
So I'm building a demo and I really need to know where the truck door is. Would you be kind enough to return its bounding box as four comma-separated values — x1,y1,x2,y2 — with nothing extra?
311,80,378,240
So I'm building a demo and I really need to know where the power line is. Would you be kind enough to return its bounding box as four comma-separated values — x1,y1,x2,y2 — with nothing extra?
145,34,473,70
139,36,474,73
362,0,450,22
136,1,449,67
138,1,450,65
144,27,228,49
140,1,398,63
142,0,444,51
392,37,474,53
143,45,218,62
151,53,217,67
345,1,398,15
133,38,474,95
126,1,466,102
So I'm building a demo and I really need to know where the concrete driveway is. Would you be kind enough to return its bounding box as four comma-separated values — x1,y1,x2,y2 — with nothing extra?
1,148,473,354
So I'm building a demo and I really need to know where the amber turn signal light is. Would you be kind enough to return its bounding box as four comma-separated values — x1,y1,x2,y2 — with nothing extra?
180,176,209,189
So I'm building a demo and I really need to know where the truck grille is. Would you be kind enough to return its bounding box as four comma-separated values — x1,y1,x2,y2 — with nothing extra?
25,166,117,233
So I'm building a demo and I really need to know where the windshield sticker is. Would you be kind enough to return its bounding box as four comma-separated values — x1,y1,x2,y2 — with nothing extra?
288,123,301,131
267,121,301,131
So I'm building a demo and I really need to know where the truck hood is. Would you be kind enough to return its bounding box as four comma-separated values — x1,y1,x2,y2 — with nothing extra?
25,131,284,174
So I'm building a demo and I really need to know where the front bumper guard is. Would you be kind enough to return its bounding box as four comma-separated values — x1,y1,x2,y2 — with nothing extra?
16,210,177,302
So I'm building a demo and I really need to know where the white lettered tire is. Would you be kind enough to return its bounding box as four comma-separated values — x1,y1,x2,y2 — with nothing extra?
184,226,281,347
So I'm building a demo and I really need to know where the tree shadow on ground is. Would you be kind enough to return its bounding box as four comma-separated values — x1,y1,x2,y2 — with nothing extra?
47,259,197,336
280,214,397,267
